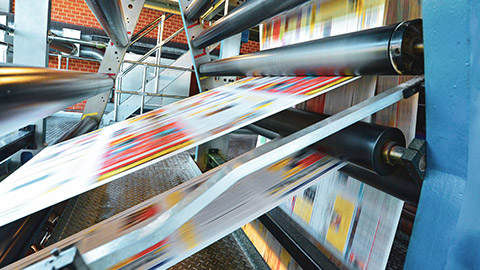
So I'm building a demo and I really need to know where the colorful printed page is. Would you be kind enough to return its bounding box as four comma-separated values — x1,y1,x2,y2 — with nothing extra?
257,1,420,269
11,148,346,269
0,75,356,227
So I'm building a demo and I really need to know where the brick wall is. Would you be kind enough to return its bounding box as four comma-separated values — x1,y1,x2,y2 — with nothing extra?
240,40,260,54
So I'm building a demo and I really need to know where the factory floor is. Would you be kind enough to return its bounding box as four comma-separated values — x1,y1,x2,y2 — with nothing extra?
42,111,410,269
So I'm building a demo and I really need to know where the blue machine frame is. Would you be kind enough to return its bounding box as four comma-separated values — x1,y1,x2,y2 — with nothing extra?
405,0,480,268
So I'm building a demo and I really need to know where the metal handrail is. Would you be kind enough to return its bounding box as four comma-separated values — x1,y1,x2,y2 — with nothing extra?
115,90,187,99
122,60,194,72
129,14,174,46
121,26,184,76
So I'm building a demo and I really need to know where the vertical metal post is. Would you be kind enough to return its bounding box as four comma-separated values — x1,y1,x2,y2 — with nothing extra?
65,57,69,70
57,55,62,69
140,65,147,115
405,1,480,269
13,0,51,149
114,63,123,122
155,15,165,106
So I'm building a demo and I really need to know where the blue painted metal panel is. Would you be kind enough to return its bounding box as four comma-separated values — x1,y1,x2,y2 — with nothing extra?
405,0,480,268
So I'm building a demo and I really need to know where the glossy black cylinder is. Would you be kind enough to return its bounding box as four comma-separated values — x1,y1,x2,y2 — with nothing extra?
254,108,405,175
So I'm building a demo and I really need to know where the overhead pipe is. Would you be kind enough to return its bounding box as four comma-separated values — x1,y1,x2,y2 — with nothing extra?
48,35,107,49
84,0,129,47
0,66,113,137
79,47,105,60
184,0,215,21
199,19,424,76
49,39,77,55
191,0,309,48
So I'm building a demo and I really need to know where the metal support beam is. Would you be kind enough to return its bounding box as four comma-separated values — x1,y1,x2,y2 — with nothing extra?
405,1,480,269
81,0,145,123
12,0,51,147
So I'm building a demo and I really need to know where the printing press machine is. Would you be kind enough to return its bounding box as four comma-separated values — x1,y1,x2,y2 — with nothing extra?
0,0,478,269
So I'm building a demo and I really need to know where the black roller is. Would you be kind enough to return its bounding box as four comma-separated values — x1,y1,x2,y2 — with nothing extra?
185,0,215,21
199,20,424,76
253,108,406,175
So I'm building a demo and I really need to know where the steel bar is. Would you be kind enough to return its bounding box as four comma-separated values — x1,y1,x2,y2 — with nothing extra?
123,60,194,72
199,20,424,76
184,0,214,21
84,0,129,47
115,90,187,99
191,0,309,48
122,27,184,76
49,53,102,63
83,76,424,269
259,208,340,270
140,66,147,114
131,13,165,41
0,66,113,137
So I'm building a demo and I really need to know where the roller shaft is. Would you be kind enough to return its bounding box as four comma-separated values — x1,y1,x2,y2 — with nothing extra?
253,108,406,175
185,0,214,21
84,0,129,47
0,66,113,137
192,0,309,48
200,19,424,76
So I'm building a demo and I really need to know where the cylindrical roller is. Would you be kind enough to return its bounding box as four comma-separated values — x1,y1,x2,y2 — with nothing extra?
341,164,420,204
0,66,113,137
185,0,214,21
84,0,129,47
199,19,424,76
192,0,309,48
246,125,419,203
254,108,406,175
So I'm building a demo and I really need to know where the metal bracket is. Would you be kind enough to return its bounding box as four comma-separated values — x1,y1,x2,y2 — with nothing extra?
384,138,426,186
